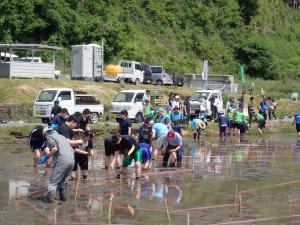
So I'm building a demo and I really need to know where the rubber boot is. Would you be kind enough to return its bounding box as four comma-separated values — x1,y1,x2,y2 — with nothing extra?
59,183,67,201
42,191,55,203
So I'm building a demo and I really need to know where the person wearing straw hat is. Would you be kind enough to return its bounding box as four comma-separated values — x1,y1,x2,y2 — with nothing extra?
42,126,75,203
161,130,183,167
192,116,206,140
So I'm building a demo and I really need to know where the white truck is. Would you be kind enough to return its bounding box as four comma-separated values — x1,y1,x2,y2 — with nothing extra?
104,60,144,84
110,89,146,122
189,89,223,119
33,88,104,124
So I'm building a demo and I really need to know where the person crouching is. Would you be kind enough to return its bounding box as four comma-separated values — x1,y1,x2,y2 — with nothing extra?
162,130,183,167
42,127,75,203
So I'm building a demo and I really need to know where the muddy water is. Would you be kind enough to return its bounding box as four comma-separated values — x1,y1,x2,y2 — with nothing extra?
0,134,300,225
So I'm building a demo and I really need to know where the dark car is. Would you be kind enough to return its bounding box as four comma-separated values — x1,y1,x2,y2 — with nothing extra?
142,64,152,84
174,75,185,86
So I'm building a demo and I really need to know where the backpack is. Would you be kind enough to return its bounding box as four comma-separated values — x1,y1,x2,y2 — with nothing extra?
28,126,45,152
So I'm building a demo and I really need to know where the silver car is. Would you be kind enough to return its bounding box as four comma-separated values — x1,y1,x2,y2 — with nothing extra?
149,66,173,85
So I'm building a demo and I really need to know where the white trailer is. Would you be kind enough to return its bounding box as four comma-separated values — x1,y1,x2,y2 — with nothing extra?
71,44,104,81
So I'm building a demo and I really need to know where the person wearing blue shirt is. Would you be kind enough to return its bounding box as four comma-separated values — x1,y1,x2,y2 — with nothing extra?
218,110,227,137
118,110,132,135
51,108,69,129
170,106,185,135
156,108,171,129
293,112,300,137
260,98,268,120
151,122,169,160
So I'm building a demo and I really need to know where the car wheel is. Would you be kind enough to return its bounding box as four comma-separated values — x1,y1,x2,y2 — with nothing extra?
156,80,162,85
89,113,99,124
135,112,144,123
135,78,140,85
118,78,125,84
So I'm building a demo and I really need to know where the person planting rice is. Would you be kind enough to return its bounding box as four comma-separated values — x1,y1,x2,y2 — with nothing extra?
252,112,266,136
191,116,206,140
28,125,52,167
151,122,169,160
104,134,122,169
227,108,235,136
138,118,154,169
161,130,183,167
42,127,75,203
50,108,69,129
234,108,245,136
71,131,94,181
112,134,141,179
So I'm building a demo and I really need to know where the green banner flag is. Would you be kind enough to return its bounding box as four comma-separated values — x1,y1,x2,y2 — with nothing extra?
240,65,245,84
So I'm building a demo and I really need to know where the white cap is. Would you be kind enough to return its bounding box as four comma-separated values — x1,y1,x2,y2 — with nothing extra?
42,126,53,135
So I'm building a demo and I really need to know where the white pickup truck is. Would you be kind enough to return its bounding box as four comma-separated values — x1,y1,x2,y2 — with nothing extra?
33,88,104,124
104,60,144,84
189,89,223,119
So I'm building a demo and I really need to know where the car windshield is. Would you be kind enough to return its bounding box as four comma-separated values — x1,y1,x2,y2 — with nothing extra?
36,90,57,102
190,92,210,101
113,92,135,103
151,66,163,73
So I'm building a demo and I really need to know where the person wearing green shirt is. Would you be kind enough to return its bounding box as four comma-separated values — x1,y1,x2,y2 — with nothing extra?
234,108,245,135
227,108,235,136
252,112,266,135
143,100,151,118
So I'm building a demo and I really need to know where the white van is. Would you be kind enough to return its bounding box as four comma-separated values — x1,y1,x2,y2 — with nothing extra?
189,90,223,118
110,89,146,122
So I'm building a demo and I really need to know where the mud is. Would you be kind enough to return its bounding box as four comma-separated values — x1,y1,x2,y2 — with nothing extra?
0,134,300,225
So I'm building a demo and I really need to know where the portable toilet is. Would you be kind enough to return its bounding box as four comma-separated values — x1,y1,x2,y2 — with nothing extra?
71,44,103,81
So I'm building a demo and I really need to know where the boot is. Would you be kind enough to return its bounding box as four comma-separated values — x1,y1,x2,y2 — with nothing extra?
42,191,55,203
59,183,67,201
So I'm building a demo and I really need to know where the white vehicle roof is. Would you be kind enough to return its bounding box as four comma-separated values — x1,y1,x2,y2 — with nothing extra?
120,89,146,93
1,52,19,57
41,88,73,92
195,90,221,93
118,60,141,64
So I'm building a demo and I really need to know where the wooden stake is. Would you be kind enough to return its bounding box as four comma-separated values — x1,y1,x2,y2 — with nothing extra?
74,174,80,206
108,193,113,224
53,208,57,225
187,212,190,225
192,156,195,171
15,187,20,199
164,198,171,224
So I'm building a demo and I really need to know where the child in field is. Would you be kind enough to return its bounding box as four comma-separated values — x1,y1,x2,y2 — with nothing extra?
143,100,152,118
71,131,94,180
191,117,206,140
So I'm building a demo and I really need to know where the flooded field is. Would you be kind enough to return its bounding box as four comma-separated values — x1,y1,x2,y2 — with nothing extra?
1,133,300,225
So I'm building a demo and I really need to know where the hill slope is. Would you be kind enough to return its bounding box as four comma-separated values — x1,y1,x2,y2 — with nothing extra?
1,0,300,79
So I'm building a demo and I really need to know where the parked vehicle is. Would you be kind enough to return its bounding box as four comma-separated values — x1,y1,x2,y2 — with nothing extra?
0,53,20,62
33,88,104,124
149,66,173,85
189,89,223,119
20,57,43,63
173,74,185,86
104,60,144,84
110,89,146,122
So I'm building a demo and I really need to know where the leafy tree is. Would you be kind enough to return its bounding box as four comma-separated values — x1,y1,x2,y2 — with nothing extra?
236,40,278,80
238,0,259,24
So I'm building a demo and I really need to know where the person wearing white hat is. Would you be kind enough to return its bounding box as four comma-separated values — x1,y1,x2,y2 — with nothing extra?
42,127,75,203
